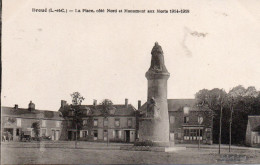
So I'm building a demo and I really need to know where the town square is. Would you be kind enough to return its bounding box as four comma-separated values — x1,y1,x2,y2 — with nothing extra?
1,0,260,164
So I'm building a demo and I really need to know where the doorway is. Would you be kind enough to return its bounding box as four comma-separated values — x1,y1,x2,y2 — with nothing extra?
55,130,60,140
68,131,76,140
125,130,130,143
4,128,14,141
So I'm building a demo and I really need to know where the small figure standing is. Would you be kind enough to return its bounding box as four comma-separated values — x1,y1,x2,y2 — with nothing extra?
147,97,160,119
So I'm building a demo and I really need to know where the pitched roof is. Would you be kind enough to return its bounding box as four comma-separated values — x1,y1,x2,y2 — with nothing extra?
139,99,209,113
60,104,136,117
1,106,63,120
248,116,260,132
168,99,197,111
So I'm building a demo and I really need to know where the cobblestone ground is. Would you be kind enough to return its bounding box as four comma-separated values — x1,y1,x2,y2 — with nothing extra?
1,142,260,164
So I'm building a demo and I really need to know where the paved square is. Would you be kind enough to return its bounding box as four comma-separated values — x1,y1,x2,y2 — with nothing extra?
1,142,260,164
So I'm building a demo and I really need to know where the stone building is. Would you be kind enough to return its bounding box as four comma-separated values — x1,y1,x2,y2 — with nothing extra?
59,99,137,143
246,115,260,147
139,99,213,144
1,101,64,141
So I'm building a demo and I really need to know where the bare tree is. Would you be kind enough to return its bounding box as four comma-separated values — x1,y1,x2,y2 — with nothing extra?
70,92,85,148
32,121,40,140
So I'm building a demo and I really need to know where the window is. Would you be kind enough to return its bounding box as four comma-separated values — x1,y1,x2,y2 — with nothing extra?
184,117,189,123
184,128,202,141
184,129,189,140
198,116,203,124
42,120,46,127
183,107,190,115
93,130,98,140
104,130,108,141
197,129,203,140
127,118,132,127
114,130,121,139
41,128,47,136
115,118,120,127
27,128,33,137
178,132,182,139
104,118,108,127
82,130,88,137
170,116,175,124
93,119,98,127
17,118,21,127
68,121,72,127
190,129,197,140
56,121,61,127
83,119,88,126
16,129,20,136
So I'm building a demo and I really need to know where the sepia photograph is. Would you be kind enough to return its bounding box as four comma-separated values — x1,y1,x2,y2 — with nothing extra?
1,0,260,164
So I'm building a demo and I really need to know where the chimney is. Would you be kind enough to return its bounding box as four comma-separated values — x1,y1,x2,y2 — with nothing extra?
28,101,35,111
93,99,97,106
14,104,18,109
125,98,128,108
138,100,141,110
61,100,67,108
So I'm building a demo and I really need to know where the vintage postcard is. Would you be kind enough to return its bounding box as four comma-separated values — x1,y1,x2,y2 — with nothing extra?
1,0,260,164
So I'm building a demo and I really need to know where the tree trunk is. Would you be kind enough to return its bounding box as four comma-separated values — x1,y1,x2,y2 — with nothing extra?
75,124,77,148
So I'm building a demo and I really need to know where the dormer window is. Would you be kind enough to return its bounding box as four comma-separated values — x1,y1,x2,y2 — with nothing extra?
183,106,190,115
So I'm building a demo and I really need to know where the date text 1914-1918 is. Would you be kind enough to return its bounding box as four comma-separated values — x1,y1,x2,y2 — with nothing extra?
156,9,189,13
170,9,189,13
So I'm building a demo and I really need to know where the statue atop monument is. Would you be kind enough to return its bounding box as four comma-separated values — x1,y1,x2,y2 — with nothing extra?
149,42,169,73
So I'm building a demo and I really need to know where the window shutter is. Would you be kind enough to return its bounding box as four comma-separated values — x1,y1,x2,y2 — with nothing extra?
119,130,122,138
17,118,21,127
113,130,115,138
80,131,83,138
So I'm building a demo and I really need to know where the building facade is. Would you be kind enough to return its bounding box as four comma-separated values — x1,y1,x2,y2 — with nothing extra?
1,101,64,141
246,115,260,147
138,99,213,144
59,99,137,143
2,99,212,144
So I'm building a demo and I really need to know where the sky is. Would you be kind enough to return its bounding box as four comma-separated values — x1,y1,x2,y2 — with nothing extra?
2,0,260,111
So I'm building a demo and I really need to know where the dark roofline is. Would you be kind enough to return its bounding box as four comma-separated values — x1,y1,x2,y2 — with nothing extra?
1,106,58,113
74,104,137,111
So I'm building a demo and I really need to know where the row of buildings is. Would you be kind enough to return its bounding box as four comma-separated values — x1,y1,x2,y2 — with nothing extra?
2,99,259,146
2,98,214,144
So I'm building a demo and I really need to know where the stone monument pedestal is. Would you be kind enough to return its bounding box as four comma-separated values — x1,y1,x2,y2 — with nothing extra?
137,42,171,147
120,145,186,153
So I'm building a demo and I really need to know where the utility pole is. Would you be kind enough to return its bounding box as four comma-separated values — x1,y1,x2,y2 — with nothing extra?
198,115,203,150
229,96,234,152
219,98,224,154
218,94,224,154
